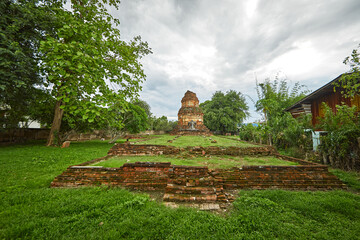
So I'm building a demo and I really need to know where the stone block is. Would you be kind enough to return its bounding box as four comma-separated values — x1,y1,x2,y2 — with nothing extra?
61,141,71,148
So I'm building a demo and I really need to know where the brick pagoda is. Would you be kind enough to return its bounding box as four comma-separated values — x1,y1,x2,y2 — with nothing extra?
171,90,211,135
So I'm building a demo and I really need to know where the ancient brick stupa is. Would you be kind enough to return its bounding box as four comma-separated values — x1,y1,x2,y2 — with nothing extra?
171,90,211,135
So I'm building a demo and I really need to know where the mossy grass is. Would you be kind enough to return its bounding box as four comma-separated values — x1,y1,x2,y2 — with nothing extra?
92,155,298,169
329,168,360,192
1,140,360,239
133,134,259,147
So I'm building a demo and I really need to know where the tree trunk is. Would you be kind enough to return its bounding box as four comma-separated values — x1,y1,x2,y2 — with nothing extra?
46,100,64,146
109,131,125,144
268,134,272,146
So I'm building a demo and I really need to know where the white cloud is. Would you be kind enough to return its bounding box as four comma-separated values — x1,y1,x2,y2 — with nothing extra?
111,0,360,122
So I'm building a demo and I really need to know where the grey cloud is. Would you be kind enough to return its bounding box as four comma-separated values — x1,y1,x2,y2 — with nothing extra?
113,0,360,122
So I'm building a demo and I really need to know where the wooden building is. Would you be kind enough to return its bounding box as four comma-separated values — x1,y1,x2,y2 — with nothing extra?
285,74,360,150
285,74,360,126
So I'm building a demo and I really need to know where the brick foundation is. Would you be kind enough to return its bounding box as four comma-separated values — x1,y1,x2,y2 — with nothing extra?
108,143,181,156
51,162,171,191
211,165,344,190
52,161,346,205
107,143,276,156
52,142,346,207
186,146,277,156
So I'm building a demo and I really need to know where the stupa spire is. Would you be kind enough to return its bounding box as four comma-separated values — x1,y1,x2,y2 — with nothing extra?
171,90,211,135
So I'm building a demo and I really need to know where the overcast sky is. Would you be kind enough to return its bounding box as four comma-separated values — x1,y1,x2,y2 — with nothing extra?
110,0,360,122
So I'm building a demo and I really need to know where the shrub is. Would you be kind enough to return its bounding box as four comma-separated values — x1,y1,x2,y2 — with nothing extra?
318,104,360,171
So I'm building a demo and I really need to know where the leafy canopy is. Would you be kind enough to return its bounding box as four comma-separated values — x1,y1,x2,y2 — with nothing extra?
245,77,311,149
36,0,152,145
255,76,308,122
40,0,151,127
149,116,177,132
318,104,360,170
200,90,249,133
0,0,56,128
336,44,360,98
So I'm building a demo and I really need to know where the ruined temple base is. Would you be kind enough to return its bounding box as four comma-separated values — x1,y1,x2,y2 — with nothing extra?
170,125,212,136
170,130,212,136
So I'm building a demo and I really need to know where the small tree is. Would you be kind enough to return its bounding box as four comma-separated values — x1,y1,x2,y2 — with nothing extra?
107,102,149,143
255,77,308,122
255,76,309,147
336,44,360,98
150,116,177,132
40,0,151,146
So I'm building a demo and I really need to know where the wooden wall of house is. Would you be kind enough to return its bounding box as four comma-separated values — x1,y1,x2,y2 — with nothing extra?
311,91,359,126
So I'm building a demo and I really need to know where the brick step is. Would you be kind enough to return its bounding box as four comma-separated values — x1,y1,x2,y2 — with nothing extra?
114,174,169,179
217,179,345,185
52,180,168,190
216,192,235,203
171,166,209,175
117,182,167,189
163,193,217,203
169,172,209,178
220,180,346,184
214,175,340,181
121,178,168,183
236,186,346,190
55,176,169,182
222,183,347,190
164,202,222,210
170,178,215,187
165,184,219,194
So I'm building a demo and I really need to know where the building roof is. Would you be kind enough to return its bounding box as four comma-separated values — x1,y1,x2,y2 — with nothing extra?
284,74,344,111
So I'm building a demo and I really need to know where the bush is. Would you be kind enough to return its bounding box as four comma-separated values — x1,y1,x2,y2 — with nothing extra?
239,113,313,158
318,104,360,171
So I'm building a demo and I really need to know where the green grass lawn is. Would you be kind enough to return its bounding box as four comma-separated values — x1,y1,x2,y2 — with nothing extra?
92,155,298,169
1,140,360,239
132,134,259,147
329,168,360,192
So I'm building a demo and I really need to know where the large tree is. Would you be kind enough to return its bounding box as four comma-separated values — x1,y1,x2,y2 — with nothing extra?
200,90,249,134
40,0,151,145
0,0,57,128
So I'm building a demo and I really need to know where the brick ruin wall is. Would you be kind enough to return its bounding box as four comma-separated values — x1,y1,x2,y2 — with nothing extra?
107,143,181,156
107,143,278,157
211,165,344,190
52,143,346,193
51,162,346,191
52,162,172,190
0,128,50,143
1,129,111,144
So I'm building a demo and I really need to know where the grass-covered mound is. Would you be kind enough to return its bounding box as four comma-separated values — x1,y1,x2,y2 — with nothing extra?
133,135,259,147
1,140,359,239
92,155,298,169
